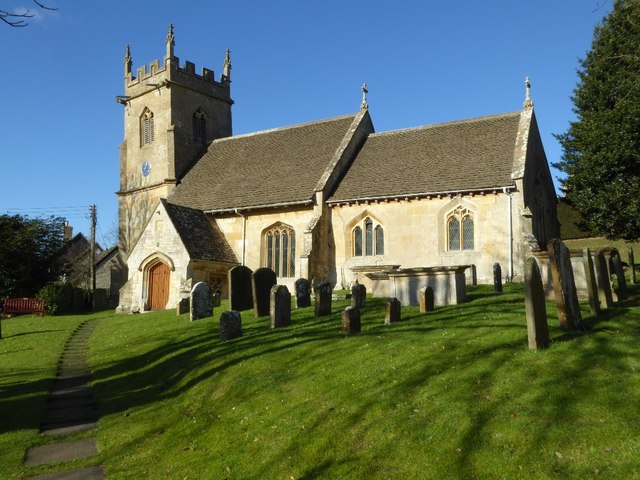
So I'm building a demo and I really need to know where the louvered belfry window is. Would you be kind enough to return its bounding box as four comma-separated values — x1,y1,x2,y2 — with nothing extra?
193,109,206,143
447,206,474,251
353,217,384,257
141,109,154,146
264,224,296,277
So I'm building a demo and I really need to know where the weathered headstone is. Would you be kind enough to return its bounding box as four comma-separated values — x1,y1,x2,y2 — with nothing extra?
294,278,311,308
212,292,221,308
190,281,213,321
493,263,503,293
351,282,366,309
582,248,601,316
548,238,583,331
252,267,277,317
629,248,636,284
524,257,549,350
384,298,401,325
270,285,291,328
594,249,614,309
228,265,253,312
610,249,629,300
314,281,332,317
419,286,435,313
176,297,190,315
342,306,361,335
219,310,242,340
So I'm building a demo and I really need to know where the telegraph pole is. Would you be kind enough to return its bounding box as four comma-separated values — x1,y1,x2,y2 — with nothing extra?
90,204,97,293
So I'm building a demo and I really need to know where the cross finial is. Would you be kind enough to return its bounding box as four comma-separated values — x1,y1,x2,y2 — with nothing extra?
523,76,533,108
361,83,368,110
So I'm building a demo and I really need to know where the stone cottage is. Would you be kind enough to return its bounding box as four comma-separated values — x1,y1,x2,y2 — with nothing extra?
116,26,558,312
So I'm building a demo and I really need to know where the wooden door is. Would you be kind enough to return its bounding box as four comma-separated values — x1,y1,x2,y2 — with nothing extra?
148,262,170,310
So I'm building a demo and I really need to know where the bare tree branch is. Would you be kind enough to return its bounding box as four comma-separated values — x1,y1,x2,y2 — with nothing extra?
1,1,57,27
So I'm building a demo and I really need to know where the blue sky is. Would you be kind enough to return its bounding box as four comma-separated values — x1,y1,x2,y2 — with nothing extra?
1,0,612,244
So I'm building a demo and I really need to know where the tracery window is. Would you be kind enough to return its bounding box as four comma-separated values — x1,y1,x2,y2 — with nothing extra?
141,109,154,146
353,217,384,256
192,109,207,143
447,206,474,251
264,224,295,277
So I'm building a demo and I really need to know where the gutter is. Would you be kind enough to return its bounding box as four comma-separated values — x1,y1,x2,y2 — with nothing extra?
503,186,513,281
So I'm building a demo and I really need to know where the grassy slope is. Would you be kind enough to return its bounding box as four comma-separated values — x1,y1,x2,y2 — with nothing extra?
84,286,640,480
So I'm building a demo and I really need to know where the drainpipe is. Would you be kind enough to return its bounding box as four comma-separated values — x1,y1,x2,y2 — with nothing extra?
503,187,513,282
235,209,246,266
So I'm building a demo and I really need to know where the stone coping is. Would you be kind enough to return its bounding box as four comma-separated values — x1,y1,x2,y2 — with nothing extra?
387,265,471,277
350,264,401,273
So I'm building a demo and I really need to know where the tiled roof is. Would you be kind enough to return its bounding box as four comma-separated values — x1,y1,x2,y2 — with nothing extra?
169,114,359,211
329,111,522,202
163,200,238,264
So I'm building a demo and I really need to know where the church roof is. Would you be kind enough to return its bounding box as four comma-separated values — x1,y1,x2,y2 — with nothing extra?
169,113,360,212
328,111,522,203
162,200,238,264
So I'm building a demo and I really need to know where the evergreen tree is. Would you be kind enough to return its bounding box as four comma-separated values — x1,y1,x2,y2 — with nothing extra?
555,0,640,240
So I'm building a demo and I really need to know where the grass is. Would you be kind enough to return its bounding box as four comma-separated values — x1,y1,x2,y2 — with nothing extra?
2,284,640,479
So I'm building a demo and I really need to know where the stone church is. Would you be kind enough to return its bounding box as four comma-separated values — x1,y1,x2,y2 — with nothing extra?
116,26,558,312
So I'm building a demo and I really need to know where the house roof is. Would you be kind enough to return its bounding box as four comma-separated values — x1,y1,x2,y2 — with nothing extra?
328,111,522,203
168,113,359,212
162,200,238,264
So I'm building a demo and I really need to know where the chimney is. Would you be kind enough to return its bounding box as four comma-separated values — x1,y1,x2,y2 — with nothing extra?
63,221,73,242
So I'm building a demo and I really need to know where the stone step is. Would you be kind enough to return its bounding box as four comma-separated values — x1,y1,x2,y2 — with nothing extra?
24,465,104,480
51,375,92,390
40,420,98,436
24,438,97,466
49,385,93,399
44,406,97,423
48,396,95,409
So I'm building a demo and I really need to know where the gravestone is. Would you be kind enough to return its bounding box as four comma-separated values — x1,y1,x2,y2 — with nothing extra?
270,285,291,328
582,248,601,316
493,263,503,293
342,306,361,335
610,249,629,300
384,298,401,325
524,257,549,350
294,278,311,308
228,265,253,312
629,248,637,284
314,281,332,317
219,311,242,340
190,282,213,321
548,238,583,331
594,249,614,309
176,297,189,315
212,292,221,308
252,267,277,317
419,286,435,313
351,282,366,308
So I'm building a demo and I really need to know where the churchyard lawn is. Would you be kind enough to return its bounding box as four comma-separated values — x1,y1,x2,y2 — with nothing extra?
2,283,640,479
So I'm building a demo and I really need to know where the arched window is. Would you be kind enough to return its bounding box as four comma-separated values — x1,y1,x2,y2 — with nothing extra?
447,206,474,251
193,109,207,143
141,109,154,146
264,224,296,277
353,217,384,256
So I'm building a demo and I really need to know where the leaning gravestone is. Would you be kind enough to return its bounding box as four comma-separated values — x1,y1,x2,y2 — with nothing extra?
351,282,366,309
385,298,401,325
270,285,291,328
419,286,435,313
176,297,190,315
594,249,614,309
294,278,311,308
524,257,549,350
493,263,503,293
190,282,213,321
228,265,253,311
629,248,637,284
252,267,277,317
219,310,242,340
610,249,629,300
342,306,361,335
548,238,583,331
314,281,332,317
582,248,601,316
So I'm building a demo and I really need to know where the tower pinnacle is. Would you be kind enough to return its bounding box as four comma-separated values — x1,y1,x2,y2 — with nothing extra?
523,76,533,108
166,23,175,59
223,48,231,81
361,83,368,110
124,44,132,76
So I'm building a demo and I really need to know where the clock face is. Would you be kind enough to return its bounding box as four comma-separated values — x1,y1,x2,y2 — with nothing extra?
141,161,151,177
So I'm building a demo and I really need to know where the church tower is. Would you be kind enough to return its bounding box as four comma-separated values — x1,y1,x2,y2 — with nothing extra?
117,25,233,258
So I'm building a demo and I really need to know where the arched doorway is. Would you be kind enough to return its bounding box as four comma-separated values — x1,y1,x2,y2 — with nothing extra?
148,262,170,310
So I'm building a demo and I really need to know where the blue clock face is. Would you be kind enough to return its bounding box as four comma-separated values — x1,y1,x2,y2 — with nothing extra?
141,161,151,177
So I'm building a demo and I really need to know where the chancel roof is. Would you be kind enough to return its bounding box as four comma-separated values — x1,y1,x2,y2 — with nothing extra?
169,113,359,212
162,200,238,264
329,111,522,203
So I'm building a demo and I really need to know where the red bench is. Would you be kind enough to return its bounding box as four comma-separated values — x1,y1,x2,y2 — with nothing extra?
2,298,45,318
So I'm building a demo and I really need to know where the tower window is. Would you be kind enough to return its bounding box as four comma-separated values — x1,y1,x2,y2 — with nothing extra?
193,109,207,143
353,217,384,257
141,109,154,146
